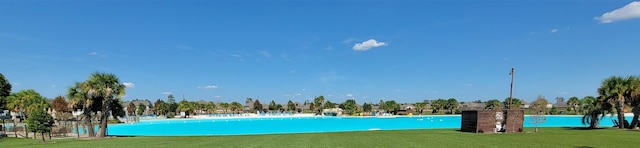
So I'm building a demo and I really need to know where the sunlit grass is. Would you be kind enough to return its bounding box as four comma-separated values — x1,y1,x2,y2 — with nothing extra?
1,127,637,148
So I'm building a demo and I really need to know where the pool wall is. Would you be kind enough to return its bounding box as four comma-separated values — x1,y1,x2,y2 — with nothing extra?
107,115,634,136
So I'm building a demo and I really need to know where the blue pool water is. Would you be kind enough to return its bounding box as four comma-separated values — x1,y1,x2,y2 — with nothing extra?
107,115,634,136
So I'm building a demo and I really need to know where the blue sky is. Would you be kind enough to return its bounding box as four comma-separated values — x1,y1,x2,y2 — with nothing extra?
1,0,639,104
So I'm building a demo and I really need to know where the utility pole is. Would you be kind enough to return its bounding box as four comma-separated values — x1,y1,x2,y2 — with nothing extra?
509,68,514,110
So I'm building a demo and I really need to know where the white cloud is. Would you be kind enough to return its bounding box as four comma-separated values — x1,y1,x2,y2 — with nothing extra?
51,85,56,88
215,96,221,98
123,82,135,88
199,85,218,89
343,38,357,44
353,39,388,51
89,52,107,57
302,88,306,91
12,82,20,86
229,54,242,58
295,93,302,96
258,51,271,58
465,83,473,87
595,1,640,23
559,92,570,95
324,46,334,50
550,29,558,33
162,91,172,95
346,93,354,97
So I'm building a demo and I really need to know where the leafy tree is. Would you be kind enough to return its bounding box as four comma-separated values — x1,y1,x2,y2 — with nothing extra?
25,109,54,142
503,97,522,109
485,99,502,110
471,100,483,103
127,102,136,116
362,103,372,112
268,100,278,111
0,73,11,110
167,95,178,115
378,99,386,112
445,98,458,114
532,95,549,115
253,99,263,111
110,99,126,118
430,99,447,113
323,100,336,109
7,89,49,138
567,96,580,114
414,102,427,115
136,104,145,116
287,100,296,111
340,99,357,115
276,104,283,112
549,107,559,115
51,96,68,113
384,100,399,114
177,99,194,116
167,95,175,103
153,99,166,115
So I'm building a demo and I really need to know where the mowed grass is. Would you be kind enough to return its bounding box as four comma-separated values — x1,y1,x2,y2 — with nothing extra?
1,128,638,148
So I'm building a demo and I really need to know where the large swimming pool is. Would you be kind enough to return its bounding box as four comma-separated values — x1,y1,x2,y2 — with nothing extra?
107,115,633,136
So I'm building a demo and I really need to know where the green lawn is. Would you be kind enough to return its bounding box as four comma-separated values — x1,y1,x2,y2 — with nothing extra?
1,128,638,148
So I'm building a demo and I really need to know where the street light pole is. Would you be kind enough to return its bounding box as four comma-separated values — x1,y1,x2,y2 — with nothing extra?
509,68,514,110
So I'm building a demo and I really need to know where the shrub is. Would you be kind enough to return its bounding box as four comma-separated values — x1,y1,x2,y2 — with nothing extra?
166,112,175,118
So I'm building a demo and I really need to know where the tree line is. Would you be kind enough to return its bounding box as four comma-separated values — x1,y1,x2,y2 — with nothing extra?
1,72,637,140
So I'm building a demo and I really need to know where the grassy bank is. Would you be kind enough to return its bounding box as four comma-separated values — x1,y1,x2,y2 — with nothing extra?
1,128,638,148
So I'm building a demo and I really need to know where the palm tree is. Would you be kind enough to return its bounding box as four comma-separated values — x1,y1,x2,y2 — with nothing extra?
598,76,630,129
84,72,126,137
582,96,613,128
485,99,502,110
567,97,580,114
230,102,243,114
580,96,597,114
67,82,96,137
177,100,194,117
206,101,217,114
445,98,458,114
414,102,426,115
219,102,230,113
314,96,325,115
626,76,640,128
